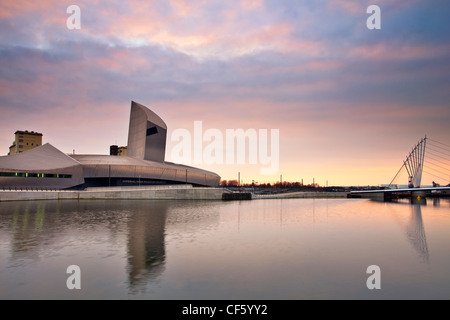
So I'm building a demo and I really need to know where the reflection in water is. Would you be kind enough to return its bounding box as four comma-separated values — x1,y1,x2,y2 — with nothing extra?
1,198,450,299
383,199,430,263
7,201,60,263
0,200,223,295
433,198,440,207
126,202,167,292
406,204,429,262
1,200,169,292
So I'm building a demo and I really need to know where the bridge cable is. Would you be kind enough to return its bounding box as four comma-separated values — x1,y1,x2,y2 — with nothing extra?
429,141,450,151
428,141,450,152
388,163,405,187
426,150,450,163
424,147,450,184
423,170,450,183
426,155,450,167
424,166,450,178
427,146,450,157
429,138,450,150
424,158,450,172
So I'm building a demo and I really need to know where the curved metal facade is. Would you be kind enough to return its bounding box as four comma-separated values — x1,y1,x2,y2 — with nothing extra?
127,101,167,163
70,155,220,187
0,101,221,189
0,143,85,189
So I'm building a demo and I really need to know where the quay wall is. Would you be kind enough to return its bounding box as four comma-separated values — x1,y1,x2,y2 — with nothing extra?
253,192,348,199
0,186,350,202
0,185,225,202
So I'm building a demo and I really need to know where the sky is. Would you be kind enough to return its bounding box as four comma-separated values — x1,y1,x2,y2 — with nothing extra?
1,0,449,186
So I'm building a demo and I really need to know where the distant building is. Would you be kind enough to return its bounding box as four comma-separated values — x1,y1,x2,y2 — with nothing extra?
118,146,127,156
109,145,127,156
110,145,119,156
8,130,43,155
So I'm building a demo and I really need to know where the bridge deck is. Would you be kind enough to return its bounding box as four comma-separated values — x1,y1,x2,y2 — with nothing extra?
348,186,450,200
350,186,450,194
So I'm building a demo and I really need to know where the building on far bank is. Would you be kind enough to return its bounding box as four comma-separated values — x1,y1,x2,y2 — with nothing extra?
109,145,127,156
118,146,127,156
8,130,43,155
110,145,119,156
0,101,220,189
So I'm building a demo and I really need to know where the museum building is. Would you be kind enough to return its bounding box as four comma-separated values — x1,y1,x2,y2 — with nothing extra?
0,101,220,189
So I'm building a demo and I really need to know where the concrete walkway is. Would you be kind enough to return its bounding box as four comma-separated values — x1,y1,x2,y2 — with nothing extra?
0,185,225,202
253,191,348,199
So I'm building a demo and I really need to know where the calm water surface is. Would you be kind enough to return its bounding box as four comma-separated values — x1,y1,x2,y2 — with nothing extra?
0,198,449,299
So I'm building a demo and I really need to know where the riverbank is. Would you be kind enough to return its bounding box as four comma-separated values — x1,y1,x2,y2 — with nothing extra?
253,191,348,199
0,185,351,202
0,185,225,202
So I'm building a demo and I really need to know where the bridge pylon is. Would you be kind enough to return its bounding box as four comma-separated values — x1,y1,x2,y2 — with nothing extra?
404,137,427,188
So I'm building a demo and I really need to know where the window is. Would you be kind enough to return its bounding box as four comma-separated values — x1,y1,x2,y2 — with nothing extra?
0,172,72,179
146,126,158,136
18,145,23,148
18,139,23,143
0,172,15,177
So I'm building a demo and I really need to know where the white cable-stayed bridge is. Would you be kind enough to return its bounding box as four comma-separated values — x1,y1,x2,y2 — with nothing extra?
349,136,450,201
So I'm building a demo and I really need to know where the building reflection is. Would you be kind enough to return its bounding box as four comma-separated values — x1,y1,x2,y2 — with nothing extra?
1,199,222,294
126,201,167,292
5,201,61,259
1,200,169,291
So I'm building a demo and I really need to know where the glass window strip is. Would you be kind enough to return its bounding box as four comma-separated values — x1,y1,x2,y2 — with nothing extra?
0,172,72,178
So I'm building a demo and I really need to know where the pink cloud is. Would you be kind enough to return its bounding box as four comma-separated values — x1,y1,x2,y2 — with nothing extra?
327,0,369,15
302,60,341,71
240,0,263,11
168,0,205,17
0,0,58,18
350,43,450,60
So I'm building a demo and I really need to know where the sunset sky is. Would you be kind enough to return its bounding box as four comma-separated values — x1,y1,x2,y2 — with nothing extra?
1,0,449,186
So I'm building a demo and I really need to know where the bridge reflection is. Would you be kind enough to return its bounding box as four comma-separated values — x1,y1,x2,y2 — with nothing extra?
407,203,429,262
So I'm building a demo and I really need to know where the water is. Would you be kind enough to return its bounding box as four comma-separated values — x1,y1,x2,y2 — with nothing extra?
0,198,449,300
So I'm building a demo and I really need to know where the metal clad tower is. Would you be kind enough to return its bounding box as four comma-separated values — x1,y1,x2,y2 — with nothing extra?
127,101,167,162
